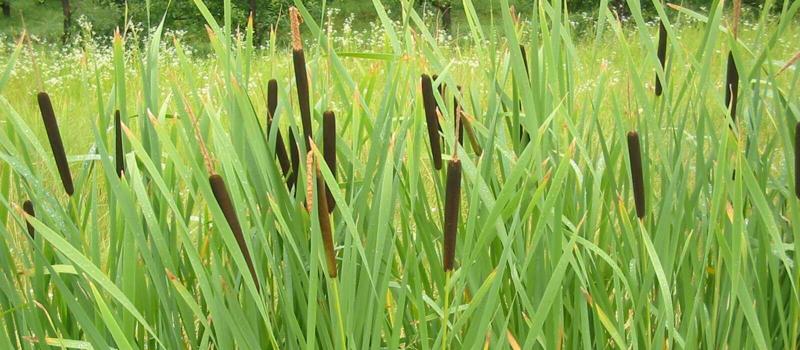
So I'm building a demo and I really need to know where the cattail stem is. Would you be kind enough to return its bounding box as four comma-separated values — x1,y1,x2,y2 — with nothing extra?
37,92,74,196
421,74,443,170
627,132,646,219
655,21,668,96
315,169,337,278
290,7,313,149
795,123,800,199
287,129,300,191
115,110,125,177
267,79,291,176
724,52,739,123
22,200,35,239
209,174,260,290
323,111,337,211
443,158,462,271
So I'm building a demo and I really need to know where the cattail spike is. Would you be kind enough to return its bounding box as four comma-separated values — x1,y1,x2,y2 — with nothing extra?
627,131,646,219
795,123,800,199
22,200,35,239
724,52,739,123
209,174,260,290
115,110,125,177
37,92,74,196
323,111,337,211
287,129,300,191
443,158,462,271
421,74,443,170
267,79,291,176
315,168,337,278
655,21,668,97
290,8,312,149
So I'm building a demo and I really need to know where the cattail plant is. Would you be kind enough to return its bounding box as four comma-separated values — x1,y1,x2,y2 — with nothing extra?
37,92,74,196
795,122,800,199
267,79,291,176
421,74,443,170
209,174,260,290
115,110,125,177
290,7,313,149
655,20,668,96
627,131,646,219
725,0,741,123
287,129,300,190
724,53,739,123
443,157,462,271
323,110,336,211
315,163,337,278
22,200,35,239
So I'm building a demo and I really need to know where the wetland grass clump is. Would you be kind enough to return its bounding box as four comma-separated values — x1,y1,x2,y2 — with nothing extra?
37,92,74,196
267,79,291,176
655,21,668,96
421,74,443,170
290,7,313,149
209,174,260,290
443,157,462,271
323,110,336,211
114,110,125,177
627,131,646,219
22,200,35,239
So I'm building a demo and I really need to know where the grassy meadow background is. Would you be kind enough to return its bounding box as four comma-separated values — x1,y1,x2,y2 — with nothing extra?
0,0,799,348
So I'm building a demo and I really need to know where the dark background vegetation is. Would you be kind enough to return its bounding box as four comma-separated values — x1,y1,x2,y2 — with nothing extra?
0,0,769,45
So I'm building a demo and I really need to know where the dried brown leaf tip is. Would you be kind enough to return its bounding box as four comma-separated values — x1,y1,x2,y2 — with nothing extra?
208,174,259,290
37,92,74,196
443,157,462,271
421,74,442,170
626,131,646,219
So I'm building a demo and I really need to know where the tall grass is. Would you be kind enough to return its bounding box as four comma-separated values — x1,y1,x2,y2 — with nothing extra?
0,0,798,349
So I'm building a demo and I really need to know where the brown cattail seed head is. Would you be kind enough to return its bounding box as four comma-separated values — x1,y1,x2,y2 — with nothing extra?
795,123,800,199
292,50,312,149
267,79,290,176
37,92,74,196
627,131,646,219
655,21,668,97
22,200,35,239
323,111,337,211
287,129,300,191
724,52,739,123
454,86,464,146
421,74,443,170
443,158,462,271
115,110,125,177
209,174,259,290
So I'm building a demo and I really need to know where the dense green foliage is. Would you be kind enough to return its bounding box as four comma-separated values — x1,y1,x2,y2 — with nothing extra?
0,0,799,348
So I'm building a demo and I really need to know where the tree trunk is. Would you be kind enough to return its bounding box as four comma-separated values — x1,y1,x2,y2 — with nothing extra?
2,1,10,17
61,0,72,44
